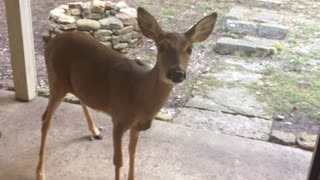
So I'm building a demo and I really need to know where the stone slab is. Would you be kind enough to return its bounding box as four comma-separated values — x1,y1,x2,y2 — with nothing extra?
215,37,276,56
213,70,263,84
174,108,271,141
0,90,312,180
187,87,272,119
258,23,289,40
238,0,283,9
225,20,258,35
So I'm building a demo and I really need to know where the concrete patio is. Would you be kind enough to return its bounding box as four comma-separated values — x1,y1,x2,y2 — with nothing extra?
0,90,312,180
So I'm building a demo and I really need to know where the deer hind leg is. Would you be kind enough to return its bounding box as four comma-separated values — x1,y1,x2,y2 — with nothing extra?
36,91,66,180
128,129,140,180
81,103,103,140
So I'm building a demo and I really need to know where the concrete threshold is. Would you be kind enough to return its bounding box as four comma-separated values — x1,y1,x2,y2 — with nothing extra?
0,90,312,180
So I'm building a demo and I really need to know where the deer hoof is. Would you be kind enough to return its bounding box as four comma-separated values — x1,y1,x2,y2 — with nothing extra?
94,134,103,140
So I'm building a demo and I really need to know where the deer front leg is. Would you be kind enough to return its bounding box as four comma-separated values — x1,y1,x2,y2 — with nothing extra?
113,124,126,180
128,129,140,180
81,103,103,140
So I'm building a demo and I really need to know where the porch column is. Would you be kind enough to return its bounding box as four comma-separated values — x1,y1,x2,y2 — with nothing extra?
4,0,37,101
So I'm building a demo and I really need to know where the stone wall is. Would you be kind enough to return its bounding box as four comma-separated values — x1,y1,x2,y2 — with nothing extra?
43,0,142,53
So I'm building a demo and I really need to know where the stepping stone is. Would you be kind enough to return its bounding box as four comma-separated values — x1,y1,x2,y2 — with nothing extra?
238,0,283,9
258,23,289,40
214,37,276,57
174,108,271,141
225,20,258,35
187,87,272,120
212,70,263,84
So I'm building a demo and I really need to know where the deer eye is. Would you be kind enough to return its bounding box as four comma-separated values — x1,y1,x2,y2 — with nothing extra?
187,47,192,54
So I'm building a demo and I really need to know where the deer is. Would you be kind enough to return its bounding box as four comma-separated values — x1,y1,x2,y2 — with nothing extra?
36,7,217,180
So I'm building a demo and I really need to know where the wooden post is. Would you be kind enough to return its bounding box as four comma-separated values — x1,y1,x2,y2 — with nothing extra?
4,0,37,101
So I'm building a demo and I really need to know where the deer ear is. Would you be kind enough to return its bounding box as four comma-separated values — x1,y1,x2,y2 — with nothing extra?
184,12,217,43
137,7,163,41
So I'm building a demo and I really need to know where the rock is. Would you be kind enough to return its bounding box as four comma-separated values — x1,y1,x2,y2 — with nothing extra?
91,0,106,14
100,41,112,47
120,48,129,53
132,31,142,39
56,15,75,24
113,25,133,35
53,28,63,34
212,70,263,84
38,88,50,97
60,23,76,31
68,2,83,9
238,0,283,9
128,39,139,48
296,133,317,151
114,1,129,11
93,29,113,37
42,31,51,43
224,6,249,23
215,37,276,57
258,23,289,40
275,115,285,121
64,93,80,104
58,4,69,11
48,21,60,32
119,33,132,42
115,13,136,26
70,8,81,16
96,36,112,42
155,112,173,121
83,12,106,20
99,17,124,30
225,20,258,35
76,19,101,31
105,1,115,10
270,130,296,145
112,35,120,45
110,10,119,16
113,43,128,50
187,87,272,120
174,108,271,141
50,8,66,20
120,8,137,18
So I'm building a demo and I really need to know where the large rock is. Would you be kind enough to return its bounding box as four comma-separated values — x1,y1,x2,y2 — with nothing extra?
187,87,272,120
113,25,133,35
114,1,129,11
113,43,128,50
253,12,283,24
225,20,258,35
270,130,296,146
50,8,66,20
296,133,317,151
119,33,132,42
215,37,276,57
120,8,137,18
115,13,136,26
99,17,124,30
91,0,106,14
258,23,289,40
174,108,271,141
83,12,106,20
93,29,113,38
76,19,101,31
56,15,75,24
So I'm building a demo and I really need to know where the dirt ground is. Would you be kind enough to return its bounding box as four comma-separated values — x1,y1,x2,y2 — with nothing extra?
0,0,319,135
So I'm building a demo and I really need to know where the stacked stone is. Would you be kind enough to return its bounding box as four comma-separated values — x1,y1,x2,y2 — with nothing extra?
44,0,142,53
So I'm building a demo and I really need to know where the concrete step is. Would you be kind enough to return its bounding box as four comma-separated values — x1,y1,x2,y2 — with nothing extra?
0,90,312,180
214,37,278,57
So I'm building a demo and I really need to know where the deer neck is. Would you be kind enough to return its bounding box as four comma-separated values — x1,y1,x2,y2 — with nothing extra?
137,63,174,116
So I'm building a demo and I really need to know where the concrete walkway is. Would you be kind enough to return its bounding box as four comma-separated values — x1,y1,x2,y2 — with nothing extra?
0,90,312,180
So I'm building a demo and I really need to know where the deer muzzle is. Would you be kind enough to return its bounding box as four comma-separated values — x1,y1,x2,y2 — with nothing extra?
167,68,186,83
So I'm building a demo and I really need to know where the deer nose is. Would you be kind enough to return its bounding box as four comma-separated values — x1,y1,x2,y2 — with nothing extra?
167,68,186,83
